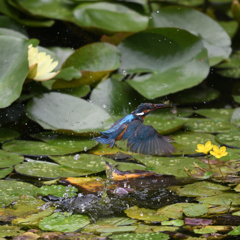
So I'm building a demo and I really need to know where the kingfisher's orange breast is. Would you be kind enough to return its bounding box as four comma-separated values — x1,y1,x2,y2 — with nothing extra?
115,126,128,141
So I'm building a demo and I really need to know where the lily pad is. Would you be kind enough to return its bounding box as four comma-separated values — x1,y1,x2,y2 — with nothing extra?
184,118,237,133
149,6,231,66
182,203,208,217
39,212,90,232
49,154,114,174
135,225,179,233
15,160,100,179
82,217,137,234
157,203,186,219
0,149,24,168
0,128,20,143
0,225,24,238
12,207,55,228
0,167,13,179
174,181,229,197
194,228,217,234
215,131,240,148
110,232,170,240
231,108,240,127
0,180,38,207
198,193,240,205
26,92,114,134
55,85,90,98
195,108,234,120
73,2,148,32
53,42,121,88
0,35,29,108
119,28,209,99
228,226,240,235
124,206,168,222
170,86,220,105
35,185,78,198
90,78,145,116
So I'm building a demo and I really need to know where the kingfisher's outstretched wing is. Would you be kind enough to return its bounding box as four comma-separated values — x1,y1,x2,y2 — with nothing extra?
122,120,175,156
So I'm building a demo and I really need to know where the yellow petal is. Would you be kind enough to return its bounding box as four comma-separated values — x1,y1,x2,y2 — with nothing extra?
220,146,226,152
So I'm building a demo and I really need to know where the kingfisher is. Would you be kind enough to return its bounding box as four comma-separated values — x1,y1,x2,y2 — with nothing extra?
94,102,175,156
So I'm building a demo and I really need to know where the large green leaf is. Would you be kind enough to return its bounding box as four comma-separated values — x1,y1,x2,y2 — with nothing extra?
149,6,231,66
215,131,240,148
73,2,148,32
26,92,114,134
0,128,20,143
0,150,24,168
0,36,29,108
118,28,209,99
90,78,145,115
53,42,121,88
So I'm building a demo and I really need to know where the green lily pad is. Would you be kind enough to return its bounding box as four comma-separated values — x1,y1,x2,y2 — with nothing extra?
124,206,168,222
0,27,27,39
110,232,169,240
82,217,137,234
53,67,82,82
90,78,145,116
219,20,238,38
161,220,184,226
228,226,240,235
12,207,55,228
216,51,240,78
3,136,97,156
49,154,113,175
195,108,234,120
197,192,240,205
233,95,240,103
0,167,13,179
0,180,38,207
0,35,29,108
231,108,240,127
170,86,220,105
73,2,148,32
215,131,240,148
119,28,209,99
194,228,217,234
174,181,229,197
35,185,78,198
15,160,100,179
144,115,188,135
53,42,121,88
0,225,24,238
157,203,187,219
39,212,90,232
184,118,237,133
26,92,114,134
55,85,90,98
149,6,231,66
182,203,208,217
0,195,46,221
135,225,178,233
0,128,20,143
134,155,208,178
0,150,24,168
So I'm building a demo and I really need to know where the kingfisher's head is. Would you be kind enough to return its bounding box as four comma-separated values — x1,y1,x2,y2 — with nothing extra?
132,102,174,117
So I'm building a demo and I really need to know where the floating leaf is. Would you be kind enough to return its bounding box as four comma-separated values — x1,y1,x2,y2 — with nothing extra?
15,161,99,179
90,78,144,115
149,6,231,66
55,85,90,98
216,131,240,148
184,118,237,133
174,181,229,197
0,180,37,207
73,2,148,32
195,108,234,120
157,203,186,219
0,149,24,168
53,42,121,88
26,92,114,134
35,185,78,198
194,228,217,234
0,36,29,108
82,217,137,234
0,225,24,238
124,206,168,222
219,20,238,38
198,193,240,205
110,232,169,240
0,167,13,179
228,226,240,235
0,128,20,143
39,212,90,232
0,27,27,39
182,203,208,217
119,28,209,99
161,220,184,226
135,225,178,233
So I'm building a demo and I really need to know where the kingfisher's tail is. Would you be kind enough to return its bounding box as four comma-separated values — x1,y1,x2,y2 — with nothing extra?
93,136,115,148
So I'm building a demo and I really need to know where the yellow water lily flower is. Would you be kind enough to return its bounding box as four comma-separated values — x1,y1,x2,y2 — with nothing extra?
210,145,228,159
27,44,59,81
195,141,213,154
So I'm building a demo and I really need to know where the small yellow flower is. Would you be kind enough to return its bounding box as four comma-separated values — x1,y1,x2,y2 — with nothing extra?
210,145,228,159
195,141,213,154
27,44,59,81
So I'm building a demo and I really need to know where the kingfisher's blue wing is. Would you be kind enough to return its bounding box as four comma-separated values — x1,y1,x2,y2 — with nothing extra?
122,120,175,156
